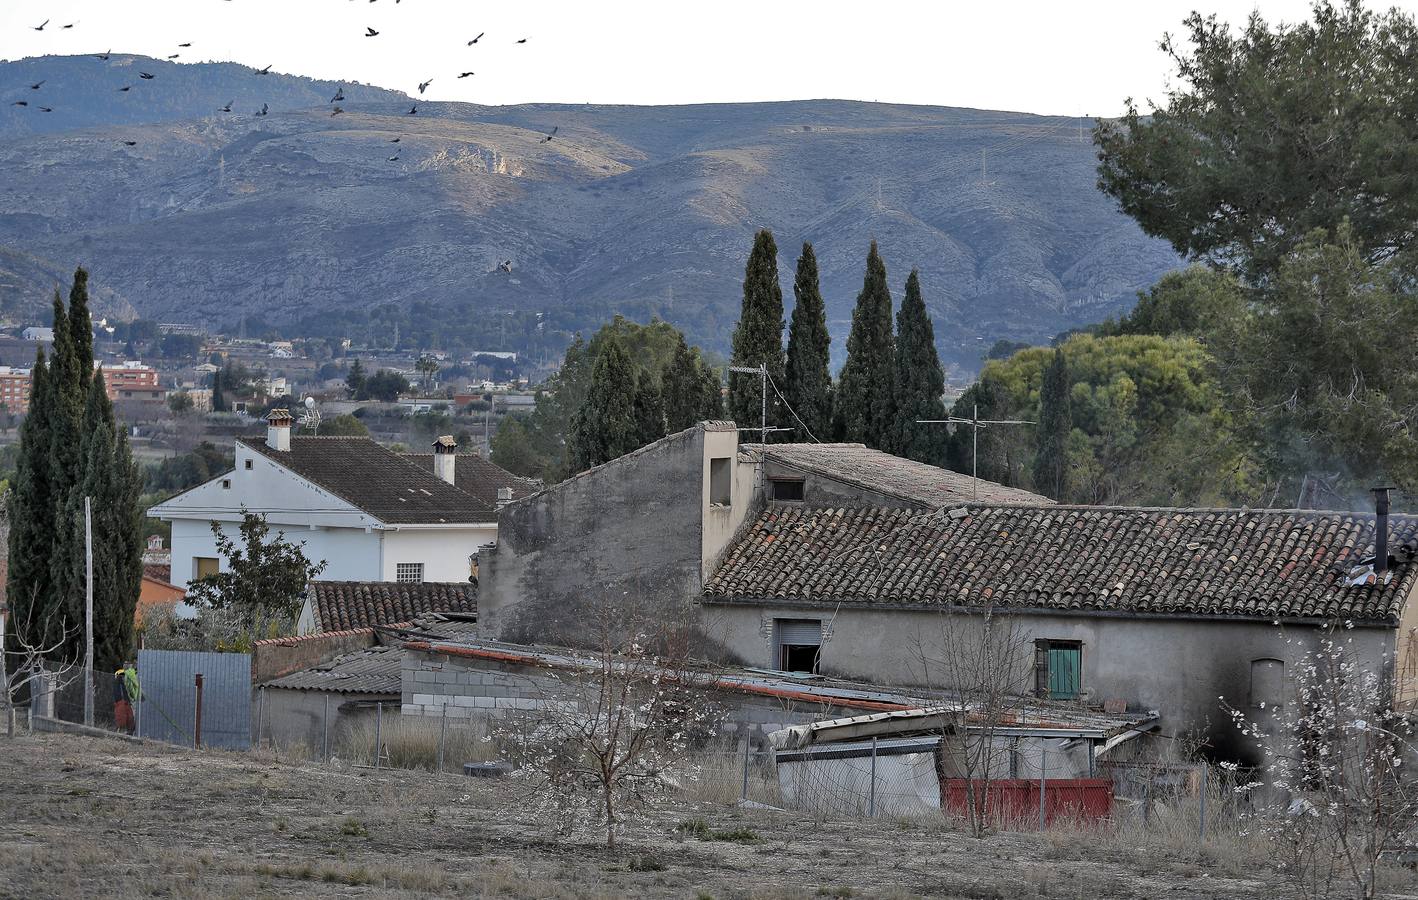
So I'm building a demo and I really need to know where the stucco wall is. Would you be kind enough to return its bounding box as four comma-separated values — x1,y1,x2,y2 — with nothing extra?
169,518,383,589
701,602,1398,762
259,688,391,755
479,427,712,644
379,526,494,584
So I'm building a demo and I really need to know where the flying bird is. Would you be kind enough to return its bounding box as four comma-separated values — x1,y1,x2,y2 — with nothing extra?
331,106,344,116
516,38,527,43
121,140,137,146
37,106,52,113
458,72,474,78
167,54,180,59
389,137,400,143
220,100,233,112
178,42,192,48
330,87,344,103
95,49,110,60
418,78,432,94
30,80,44,90
388,153,400,162
117,85,131,92
467,33,484,45
407,104,417,115
139,72,155,80
11,101,27,107
62,22,77,29
256,64,272,75
34,20,48,31
539,126,557,143
365,27,379,37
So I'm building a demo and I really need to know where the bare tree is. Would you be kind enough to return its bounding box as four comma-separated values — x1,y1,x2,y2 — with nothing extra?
912,605,1034,836
491,605,719,848
2,593,80,737
1222,629,1418,899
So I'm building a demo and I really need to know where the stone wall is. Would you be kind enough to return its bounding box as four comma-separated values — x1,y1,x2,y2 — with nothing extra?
252,628,378,683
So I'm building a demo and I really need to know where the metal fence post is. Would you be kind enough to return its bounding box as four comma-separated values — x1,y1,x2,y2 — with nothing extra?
255,685,264,749
322,693,330,763
374,702,383,769
438,704,447,775
193,673,204,749
1198,764,1208,843
869,736,879,818
740,736,751,801
1038,747,1047,831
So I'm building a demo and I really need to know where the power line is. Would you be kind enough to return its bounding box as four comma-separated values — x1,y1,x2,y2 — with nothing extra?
765,371,821,444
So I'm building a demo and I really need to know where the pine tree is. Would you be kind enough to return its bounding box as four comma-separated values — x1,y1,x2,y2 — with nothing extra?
346,359,367,399
833,241,896,447
728,229,785,435
784,242,833,441
890,270,947,463
569,340,638,470
632,374,666,447
67,267,93,396
1033,348,1073,501
6,351,56,653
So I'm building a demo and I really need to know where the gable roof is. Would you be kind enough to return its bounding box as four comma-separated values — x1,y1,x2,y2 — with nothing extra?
308,580,477,632
243,436,496,524
743,443,1050,507
703,504,1418,623
400,452,540,507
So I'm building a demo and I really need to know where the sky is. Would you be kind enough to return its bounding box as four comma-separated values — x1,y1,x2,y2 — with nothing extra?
1,0,1415,115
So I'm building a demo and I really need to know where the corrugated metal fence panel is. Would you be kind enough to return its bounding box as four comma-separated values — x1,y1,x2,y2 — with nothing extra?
135,650,252,750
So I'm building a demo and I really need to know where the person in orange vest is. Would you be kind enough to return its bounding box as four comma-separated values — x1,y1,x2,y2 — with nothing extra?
112,660,140,734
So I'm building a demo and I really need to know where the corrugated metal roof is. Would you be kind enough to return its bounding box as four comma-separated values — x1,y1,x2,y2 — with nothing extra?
266,643,402,694
767,704,1156,750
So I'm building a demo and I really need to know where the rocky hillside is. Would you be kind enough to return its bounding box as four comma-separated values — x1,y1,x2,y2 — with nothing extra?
0,55,1179,369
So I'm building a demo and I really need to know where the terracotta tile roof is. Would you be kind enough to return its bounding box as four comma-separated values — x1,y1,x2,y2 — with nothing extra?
742,443,1050,507
243,436,496,524
400,452,541,507
702,505,1418,623
142,563,172,585
308,580,477,632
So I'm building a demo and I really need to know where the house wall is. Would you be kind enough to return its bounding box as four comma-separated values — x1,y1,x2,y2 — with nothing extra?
701,429,760,580
379,526,494,584
701,602,1398,762
168,517,382,590
478,426,714,644
1395,581,1418,709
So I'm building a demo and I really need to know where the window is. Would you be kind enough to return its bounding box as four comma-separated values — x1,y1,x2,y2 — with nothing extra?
221,479,231,489
769,478,805,502
1034,640,1082,700
244,459,253,470
708,457,731,506
396,563,425,584
775,619,822,674
194,557,219,580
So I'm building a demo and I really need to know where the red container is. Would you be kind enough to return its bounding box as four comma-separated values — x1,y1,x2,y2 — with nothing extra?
941,778,1113,828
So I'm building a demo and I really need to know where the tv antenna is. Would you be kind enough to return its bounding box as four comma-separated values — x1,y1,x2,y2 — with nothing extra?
728,363,793,443
299,395,321,435
917,403,1034,501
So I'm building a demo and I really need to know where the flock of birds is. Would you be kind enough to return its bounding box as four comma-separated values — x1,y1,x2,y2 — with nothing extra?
13,12,559,155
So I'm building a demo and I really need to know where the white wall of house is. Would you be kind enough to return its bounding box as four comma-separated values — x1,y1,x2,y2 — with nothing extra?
379,526,495,583
167,517,383,590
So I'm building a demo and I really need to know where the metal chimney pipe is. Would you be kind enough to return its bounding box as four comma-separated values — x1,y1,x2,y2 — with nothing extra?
1372,487,1392,576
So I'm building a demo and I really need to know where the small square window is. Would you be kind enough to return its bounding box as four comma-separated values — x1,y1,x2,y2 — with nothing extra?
770,479,805,502
1035,640,1083,700
396,562,424,584
221,479,231,489
244,459,253,470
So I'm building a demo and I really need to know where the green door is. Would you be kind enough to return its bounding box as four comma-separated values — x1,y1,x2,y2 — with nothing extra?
1048,646,1081,700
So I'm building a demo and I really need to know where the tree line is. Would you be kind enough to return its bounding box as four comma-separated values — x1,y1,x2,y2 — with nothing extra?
6,268,143,672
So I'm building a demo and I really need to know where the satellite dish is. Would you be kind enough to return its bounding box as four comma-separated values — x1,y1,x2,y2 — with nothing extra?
298,396,321,434
304,395,315,409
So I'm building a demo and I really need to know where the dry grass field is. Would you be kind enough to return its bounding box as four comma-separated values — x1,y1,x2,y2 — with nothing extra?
0,731,1384,899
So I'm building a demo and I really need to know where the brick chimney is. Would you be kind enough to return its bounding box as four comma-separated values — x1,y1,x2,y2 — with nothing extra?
266,408,293,452
433,434,457,484
1372,486,1393,576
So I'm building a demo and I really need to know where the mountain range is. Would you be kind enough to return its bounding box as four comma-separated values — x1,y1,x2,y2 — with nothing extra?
0,54,1180,369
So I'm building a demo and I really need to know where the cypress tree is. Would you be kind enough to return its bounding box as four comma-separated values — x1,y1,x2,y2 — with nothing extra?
662,334,724,432
890,270,948,464
1033,348,1073,501
833,241,896,447
784,242,832,441
728,229,785,436
569,340,638,470
6,351,57,653
212,370,226,412
68,267,93,396
631,373,666,447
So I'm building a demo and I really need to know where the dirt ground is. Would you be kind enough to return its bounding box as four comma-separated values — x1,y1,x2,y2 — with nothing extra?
0,732,1342,899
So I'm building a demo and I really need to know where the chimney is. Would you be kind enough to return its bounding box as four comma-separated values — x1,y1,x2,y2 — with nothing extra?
1372,486,1393,576
433,434,457,484
265,408,293,452
496,486,514,509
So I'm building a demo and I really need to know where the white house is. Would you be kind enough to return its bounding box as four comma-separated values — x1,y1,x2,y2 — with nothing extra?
148,412,500,598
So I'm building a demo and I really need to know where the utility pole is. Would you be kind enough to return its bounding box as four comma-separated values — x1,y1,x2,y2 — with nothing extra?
917,404,1034,501
83,496,93,727
728,363,792,444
